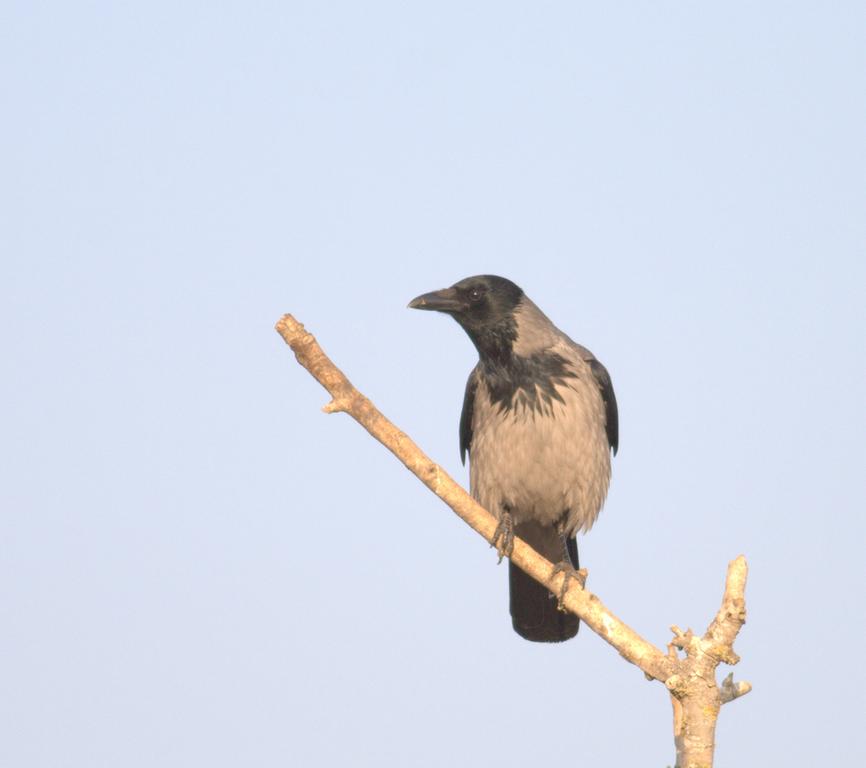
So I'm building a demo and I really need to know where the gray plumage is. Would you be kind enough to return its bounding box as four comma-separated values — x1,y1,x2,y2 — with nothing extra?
409,275,617,642
466,296,613,536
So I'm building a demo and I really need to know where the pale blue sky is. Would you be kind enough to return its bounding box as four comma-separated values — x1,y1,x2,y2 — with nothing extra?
1,3,864,766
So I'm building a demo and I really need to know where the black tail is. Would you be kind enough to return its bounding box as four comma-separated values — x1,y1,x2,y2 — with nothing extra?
509,521,579,642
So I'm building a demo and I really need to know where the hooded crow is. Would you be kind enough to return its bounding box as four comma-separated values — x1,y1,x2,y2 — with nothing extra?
409,275,618,642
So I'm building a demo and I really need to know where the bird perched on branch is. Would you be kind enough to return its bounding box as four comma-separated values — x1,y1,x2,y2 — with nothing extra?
409,275,618,642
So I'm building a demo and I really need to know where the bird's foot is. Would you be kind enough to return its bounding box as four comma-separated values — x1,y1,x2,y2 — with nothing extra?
550,562,588,610
491,512,514,563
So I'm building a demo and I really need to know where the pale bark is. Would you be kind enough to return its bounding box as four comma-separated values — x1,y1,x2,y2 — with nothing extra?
275,313,751,767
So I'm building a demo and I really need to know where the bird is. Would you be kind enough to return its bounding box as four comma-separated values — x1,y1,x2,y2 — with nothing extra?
408,275,618,642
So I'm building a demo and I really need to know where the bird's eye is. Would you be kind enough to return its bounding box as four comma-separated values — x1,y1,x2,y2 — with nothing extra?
469,287,485,303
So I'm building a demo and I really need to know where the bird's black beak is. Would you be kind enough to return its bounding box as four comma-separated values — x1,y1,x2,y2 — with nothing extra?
407,287,465,313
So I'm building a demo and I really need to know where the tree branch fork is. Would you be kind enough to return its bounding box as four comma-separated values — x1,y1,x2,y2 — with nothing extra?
276,313,751,767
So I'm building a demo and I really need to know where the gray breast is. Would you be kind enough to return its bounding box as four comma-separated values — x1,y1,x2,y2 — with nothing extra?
469,357,611,535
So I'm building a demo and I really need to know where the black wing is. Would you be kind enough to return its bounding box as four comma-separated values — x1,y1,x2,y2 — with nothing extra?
588,359,619,455
459,367,479,465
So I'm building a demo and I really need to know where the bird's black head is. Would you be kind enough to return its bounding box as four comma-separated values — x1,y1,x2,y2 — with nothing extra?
408,275,525,362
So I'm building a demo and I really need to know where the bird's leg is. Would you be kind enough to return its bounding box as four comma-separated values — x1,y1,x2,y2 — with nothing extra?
491,507,514,563
550,522,587,610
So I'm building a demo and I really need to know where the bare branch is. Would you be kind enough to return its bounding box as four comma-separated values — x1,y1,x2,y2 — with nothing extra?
668,556,752,767
276,313,751,767
277,314,676,680
720,673,753,704
703,555,748,666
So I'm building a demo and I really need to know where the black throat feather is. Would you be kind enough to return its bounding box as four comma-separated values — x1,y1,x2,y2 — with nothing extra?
481,352,578,416
469,321,579,418
455,290,579,417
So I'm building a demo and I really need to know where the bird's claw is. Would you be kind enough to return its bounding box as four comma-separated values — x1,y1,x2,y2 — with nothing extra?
491,512,514,563
550,562,587,610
